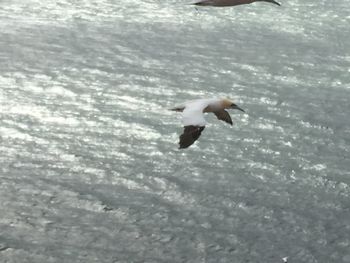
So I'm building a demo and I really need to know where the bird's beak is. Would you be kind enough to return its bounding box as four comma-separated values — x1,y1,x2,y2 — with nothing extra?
263,0,281,6
231,104,245,112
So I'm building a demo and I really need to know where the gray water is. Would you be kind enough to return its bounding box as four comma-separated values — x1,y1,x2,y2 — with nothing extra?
0,0,350,262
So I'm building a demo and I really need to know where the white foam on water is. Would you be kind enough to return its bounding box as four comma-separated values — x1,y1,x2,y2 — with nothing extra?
0,127,33,141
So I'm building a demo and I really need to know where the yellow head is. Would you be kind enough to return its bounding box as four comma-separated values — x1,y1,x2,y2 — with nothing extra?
222,98,245,112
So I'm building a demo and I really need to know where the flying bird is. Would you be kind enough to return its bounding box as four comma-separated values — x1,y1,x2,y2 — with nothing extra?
192,0,281,7
170,98,245,149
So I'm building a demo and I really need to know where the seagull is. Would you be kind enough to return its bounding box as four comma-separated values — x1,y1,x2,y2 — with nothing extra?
282,257,288,263
170,98,245,149
192,0,281,7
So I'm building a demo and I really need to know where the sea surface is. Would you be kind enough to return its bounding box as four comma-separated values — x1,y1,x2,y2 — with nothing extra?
0,0,350,262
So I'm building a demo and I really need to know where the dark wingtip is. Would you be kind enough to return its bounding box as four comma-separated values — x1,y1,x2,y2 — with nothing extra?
179,140,192,149
178,126,205,149
192,1,205,5
264,0,281,6
179,143,187,149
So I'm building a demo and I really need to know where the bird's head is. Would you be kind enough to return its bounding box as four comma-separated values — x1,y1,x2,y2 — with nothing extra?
257,0,281,6
222,98,245,112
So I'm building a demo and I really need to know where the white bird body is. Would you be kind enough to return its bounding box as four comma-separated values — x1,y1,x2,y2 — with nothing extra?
177,98,222,126
171,98,244,149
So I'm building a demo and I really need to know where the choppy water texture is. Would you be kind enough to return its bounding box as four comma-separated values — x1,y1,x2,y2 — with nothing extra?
1,0,350,262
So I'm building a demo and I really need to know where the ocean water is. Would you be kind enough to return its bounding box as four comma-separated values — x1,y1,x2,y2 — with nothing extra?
0,0,349,262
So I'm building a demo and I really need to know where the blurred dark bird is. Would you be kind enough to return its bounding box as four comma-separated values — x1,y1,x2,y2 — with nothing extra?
192,0,281,7
170,98,245,149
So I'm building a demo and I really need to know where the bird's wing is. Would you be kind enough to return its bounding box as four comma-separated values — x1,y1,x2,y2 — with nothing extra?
178,100,209,149
213,110,233,125
181,100,209,127
179,126,205,149
193,0,215,6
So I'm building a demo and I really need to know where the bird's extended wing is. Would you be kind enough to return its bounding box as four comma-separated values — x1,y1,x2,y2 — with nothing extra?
178,100,210,148
181,100,209,126
213,110,233,125
179,126,205,149
193,0,215,6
